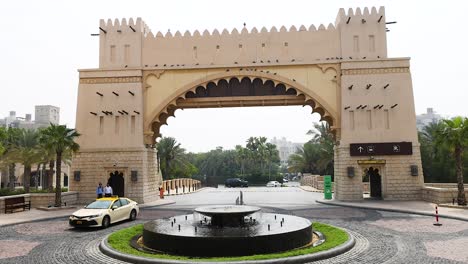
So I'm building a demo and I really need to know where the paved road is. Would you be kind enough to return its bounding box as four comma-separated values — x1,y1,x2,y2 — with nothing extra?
1,187,468,263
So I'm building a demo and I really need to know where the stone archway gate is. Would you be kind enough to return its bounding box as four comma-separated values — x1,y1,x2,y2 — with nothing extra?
72,7,423,203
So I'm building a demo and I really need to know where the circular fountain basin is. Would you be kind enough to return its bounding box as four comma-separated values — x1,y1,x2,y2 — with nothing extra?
143,206,312,257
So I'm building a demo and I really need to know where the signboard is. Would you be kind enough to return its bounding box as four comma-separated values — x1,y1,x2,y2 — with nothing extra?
350,142,412,156
324,175,332,200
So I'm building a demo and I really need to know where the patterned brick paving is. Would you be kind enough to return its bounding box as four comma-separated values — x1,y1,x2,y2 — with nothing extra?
425,237,468,263
0,204,467,263
0,240,41,259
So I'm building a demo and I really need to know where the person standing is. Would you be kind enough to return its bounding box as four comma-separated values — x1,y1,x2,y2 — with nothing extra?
104,183,113,197
96,182,104,198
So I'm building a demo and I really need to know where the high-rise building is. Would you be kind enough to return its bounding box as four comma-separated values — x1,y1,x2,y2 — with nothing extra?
416,108,442,131
35,105,60,125
270,137,303,167
0,105,60,129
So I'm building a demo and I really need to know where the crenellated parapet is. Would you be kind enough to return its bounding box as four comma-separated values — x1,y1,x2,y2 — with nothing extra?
97,7,388,69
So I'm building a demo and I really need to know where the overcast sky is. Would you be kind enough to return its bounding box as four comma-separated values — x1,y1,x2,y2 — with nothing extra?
1,0,467,152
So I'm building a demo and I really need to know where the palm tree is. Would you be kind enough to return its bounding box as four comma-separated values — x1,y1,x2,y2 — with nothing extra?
9,129,41,192
307,122,335,174
235,145,247,178
156,137,186,180
39,124,80,207
265,143,279,180
434,117,467,205
0,127,6,156
1,128,21,190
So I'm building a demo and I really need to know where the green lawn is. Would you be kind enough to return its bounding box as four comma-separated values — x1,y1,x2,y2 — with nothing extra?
107,222,349,262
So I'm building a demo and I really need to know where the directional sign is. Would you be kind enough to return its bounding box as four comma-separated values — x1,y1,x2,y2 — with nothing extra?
350,142,412,156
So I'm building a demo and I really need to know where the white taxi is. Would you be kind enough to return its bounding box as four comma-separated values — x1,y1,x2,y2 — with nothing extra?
69,197,139,228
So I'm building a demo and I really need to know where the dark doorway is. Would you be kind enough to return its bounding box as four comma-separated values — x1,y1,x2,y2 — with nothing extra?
368,167,382,198
108,171,124,197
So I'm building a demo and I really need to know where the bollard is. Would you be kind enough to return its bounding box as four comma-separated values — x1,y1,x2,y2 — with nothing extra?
268,224,270,231
453,198,455,205
195,226,197,232
185,215,188,220
433,206,442,226
171,222,174,227
178,224,181,231
159,187,164,199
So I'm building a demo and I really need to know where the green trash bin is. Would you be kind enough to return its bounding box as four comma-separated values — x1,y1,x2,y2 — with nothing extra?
324,175,332,200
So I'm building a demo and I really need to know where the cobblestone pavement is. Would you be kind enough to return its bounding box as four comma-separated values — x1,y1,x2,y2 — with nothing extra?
0,188,467,263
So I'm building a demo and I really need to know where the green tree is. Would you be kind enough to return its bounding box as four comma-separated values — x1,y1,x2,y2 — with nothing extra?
39,124,80,207
265,143,279,180
0,127,6,155
1,128,21,190
307,122,334,175
9,129,41,192
156,137,186,180
235,145,248,178
434,117,468,205
288,141,321,173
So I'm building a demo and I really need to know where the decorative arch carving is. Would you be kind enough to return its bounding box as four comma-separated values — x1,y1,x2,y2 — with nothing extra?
144,71,339,144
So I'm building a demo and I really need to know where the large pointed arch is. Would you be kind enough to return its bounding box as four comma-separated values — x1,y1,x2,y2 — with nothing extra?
144,71,339,144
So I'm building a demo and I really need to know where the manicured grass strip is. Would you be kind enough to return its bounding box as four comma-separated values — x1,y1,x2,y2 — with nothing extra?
107,222,349,262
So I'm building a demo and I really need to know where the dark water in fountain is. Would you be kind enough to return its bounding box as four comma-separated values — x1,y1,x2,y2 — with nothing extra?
142,205,312,257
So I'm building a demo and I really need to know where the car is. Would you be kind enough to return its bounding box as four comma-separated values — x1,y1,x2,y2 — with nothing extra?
225,178,248,187
69,196,139,228
283,178,289,183
266,181,281,187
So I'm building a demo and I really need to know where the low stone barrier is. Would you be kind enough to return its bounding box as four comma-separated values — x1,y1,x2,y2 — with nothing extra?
0,192,79,214
161,178,201,196
29,191,79,208
300,175,335,191
422,186,468,204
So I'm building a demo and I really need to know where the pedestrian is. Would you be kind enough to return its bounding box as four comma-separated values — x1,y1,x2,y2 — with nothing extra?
96,182,104,198
104,183,113,197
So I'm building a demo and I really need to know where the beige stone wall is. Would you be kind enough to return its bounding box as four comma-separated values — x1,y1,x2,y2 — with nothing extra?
422,186,468,204
340,59,418,145
98,8,386,69
334,145,423,201
76,70,144,150
29,192,79,208
70,148,161,204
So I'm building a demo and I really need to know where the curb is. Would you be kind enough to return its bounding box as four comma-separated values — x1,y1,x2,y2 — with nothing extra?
139,200,176,209
0,201,176,227
316,200,468,222
0,214,70,227
99,228,355,264
298,186,323,193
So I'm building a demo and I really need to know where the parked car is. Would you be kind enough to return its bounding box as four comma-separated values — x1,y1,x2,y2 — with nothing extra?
69,197,139,228
283,178,289,183
266,181,282,187
225,178,248,187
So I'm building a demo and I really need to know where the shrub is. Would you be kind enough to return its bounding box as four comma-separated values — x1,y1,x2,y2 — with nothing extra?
0,188,26,197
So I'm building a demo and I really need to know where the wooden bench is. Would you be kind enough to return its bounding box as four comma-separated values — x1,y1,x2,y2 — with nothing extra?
4,196,31,214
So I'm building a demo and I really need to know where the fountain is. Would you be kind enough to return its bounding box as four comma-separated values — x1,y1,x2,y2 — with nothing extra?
141,205,314,257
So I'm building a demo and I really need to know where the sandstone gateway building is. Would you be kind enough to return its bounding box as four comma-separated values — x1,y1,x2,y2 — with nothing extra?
72,7,423,203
